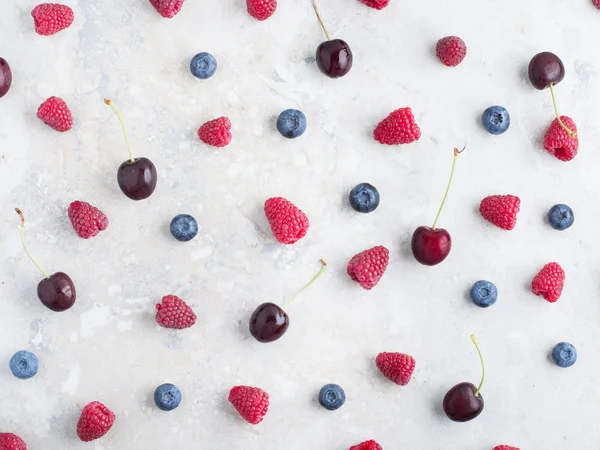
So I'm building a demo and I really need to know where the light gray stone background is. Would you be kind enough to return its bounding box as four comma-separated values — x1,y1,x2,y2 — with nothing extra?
1,0,599,448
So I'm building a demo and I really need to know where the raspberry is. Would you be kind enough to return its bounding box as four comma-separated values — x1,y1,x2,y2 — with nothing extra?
479,194,521,231
246,0,277,20
373,107,421,145
68,201,108,239
149,0,184,18
436,36,467,67
198,117,232,147
594,0,600,8
350,440,383,450
37,96,72,132
228,386,269,424
155,295,197,329
31,3,74,36
543,116,578,162
264,197,310,244
375,352,415,386
0,433,27,450
347,246,389,290
531,262,565,303
493,446,520,450
358,0,390,9
76,401,115,442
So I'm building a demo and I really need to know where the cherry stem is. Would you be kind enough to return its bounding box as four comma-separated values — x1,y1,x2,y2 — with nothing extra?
470,334,485,397
548,84,577,138
283,259,327,309
104,99,135,163
431,146,464,230
15,208,49,279
312,0,331,41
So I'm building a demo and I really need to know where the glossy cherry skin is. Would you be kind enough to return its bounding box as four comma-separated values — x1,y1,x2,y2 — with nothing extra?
37,272,76,312
0,57,12,98
411,226,451,266
117,157,157,200
528,52,565,90
316,39,353,78
443,382,484,422
249,302,289,343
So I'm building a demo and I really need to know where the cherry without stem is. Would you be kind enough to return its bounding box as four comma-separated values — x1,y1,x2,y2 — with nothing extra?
312,1,353,78
0,58,12,98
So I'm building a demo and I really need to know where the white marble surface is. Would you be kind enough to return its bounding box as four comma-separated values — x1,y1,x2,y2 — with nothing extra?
1,0,600,449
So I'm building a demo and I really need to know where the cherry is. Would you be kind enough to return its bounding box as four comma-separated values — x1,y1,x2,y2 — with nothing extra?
249,259,327,343
312,1,353,78
443,335,486,422
0,58,12,98
104,99,158,200
15,209,76,312
411,147,463,266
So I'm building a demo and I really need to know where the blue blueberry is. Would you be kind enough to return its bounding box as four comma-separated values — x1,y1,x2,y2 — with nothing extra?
318,384,345,411
548,204,574,231
470,280,498,308
552,342,577,368
190,52,217,79
170,214,198,242
481,106,510,135
349,183,380,213
276,109,307,139
154,383,182,411
9,350,39,379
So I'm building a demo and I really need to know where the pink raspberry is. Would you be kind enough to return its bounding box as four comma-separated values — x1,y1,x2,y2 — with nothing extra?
543,116,578,161
373,107,421,145
350,440,383,450
155,295,197,329
531,262,565,303
594,0,600,8
493,446,520,450
264,197,310,244
37,96,72,132
149,0,184,18
375,352,415,386
358,0,390,9
0,433,27,450
246,0,277,20
76,401,115,442
31,3,74,36
436,36,467,67
198,117,232,147
68,201,108,239
228,386,270,424
347,246,389,290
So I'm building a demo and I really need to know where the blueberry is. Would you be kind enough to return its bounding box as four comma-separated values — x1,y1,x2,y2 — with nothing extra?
470,280,498,308
548,204,574,231
552,342,577,368
9,350,39,379
481,106,510,135
154,383,182,411
349,183,380,213
170,214,198,242
276,109,307,139
190,52,217,79
318,384,345,411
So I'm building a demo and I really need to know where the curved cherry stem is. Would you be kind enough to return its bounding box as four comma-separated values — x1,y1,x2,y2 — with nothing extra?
470,334,485,397
549,84,577,138
283,259,327,309
15,208,49,279
431,145,465,230
312,0,331,41
104,99,135,163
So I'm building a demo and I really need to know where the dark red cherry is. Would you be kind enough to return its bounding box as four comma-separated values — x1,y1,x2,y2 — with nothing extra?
528,52,565,90
117,157,157,200
0,57,12,98
37,272,76,312
443,382,484,422
249,302,289,343
411,226,451,266
316,39,353,78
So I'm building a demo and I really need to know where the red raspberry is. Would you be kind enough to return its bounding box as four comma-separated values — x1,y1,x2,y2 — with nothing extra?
436,36,467,67
359,0,390,9
543,116,578,162
493,446,520,450
149,0,184,18
347,246,389,290
531,262,565,303
155,295,197,329
479,195,521,231
264,197,310,244
37,96,72,132
68,201,108,239
375,352,415,386
350,440,383,450
31,3,74,36
0,433,27,450
373,107,421,145
247,0,277,20
198,117,232,147
76,401,115,442
228,385,269,424
594,0,600,8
